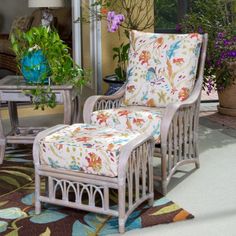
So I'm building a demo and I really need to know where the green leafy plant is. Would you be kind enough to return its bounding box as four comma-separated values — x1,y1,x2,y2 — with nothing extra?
112,42,129,81
11,26,86,110
181,0,236,93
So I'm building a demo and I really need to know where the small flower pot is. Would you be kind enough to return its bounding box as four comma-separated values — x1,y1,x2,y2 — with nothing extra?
21,50,50,84
103,74,125,95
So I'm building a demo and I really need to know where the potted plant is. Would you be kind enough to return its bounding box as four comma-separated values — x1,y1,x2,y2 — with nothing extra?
10,26,86,110
77,0,155,94
181,0,236,115
103,42,129,95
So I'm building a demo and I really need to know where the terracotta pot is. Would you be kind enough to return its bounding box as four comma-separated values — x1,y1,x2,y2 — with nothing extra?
217,62,236,116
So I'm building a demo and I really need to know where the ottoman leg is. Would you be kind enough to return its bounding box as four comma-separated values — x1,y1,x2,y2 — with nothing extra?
0,139,5,164
162,180,167,196
148,194,154,207
35,170,41,214
118,183,126,234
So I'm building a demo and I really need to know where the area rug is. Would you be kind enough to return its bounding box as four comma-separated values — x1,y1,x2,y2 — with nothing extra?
0,146,194,236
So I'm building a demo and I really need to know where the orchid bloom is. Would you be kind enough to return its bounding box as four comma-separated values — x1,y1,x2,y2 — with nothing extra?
107,11,125,32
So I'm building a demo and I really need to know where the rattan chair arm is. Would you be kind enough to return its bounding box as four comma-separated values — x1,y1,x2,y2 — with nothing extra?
118,134,155,181
83,84,126,123
160,76,203,150
33,125,69,165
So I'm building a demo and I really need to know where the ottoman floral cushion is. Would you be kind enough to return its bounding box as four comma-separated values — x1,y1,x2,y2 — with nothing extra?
123,30,203,107
39,124,141,177
91,106,164,143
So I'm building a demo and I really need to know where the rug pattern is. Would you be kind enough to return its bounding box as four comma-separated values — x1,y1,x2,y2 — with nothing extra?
0,146,194,235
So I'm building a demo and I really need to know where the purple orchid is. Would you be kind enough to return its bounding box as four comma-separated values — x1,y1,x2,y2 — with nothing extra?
107,11,125,32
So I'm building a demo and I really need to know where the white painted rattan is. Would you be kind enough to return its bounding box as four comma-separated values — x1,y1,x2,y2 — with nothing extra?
33,125,154,234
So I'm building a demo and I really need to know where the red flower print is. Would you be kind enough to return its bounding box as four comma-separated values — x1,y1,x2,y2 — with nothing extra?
133,118,145,126
127,85,135,93
173,58,184,65
84,127,97,131
107,143,114,151
97,113,108,125
155,37,164,48
76,136,91,142
100,133,114,138
178,87,190,101
86,153,102,172
55,144,63,150
118,110,130,116
190,33,200,39
74,127,81,132
139,51,151,65
147,98,155,107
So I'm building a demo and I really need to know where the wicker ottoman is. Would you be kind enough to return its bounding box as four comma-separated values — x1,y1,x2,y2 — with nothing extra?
33,124,154,234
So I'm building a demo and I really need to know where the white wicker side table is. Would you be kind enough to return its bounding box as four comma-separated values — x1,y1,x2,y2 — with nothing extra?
0,75,80,164
33,124,154,234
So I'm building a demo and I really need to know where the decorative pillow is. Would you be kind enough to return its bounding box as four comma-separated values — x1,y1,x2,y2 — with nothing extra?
9,16,33,36
122,30,203,107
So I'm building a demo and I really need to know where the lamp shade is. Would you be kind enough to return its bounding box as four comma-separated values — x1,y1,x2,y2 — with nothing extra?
28,0,65,8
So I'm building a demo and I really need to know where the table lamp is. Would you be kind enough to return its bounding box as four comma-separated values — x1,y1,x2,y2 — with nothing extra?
28,0,65,27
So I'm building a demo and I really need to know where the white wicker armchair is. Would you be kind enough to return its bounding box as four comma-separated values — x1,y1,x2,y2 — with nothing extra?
83,33,208,195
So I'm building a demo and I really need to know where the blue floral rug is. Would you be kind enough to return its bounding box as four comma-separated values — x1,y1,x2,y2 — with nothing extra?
0,146,194,235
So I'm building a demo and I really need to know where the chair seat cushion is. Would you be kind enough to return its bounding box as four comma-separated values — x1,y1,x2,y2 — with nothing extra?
39,123,141,177
91,106,164,143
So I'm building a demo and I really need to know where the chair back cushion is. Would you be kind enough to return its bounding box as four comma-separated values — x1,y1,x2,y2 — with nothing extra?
123,30,203,107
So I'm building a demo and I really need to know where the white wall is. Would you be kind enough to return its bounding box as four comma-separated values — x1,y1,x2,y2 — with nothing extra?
0,0,71,33
0,0,34,33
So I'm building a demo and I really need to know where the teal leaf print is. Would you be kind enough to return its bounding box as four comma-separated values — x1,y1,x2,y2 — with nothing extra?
0,221,8,233
0,207,26,219
72,220,95,236
48,157,60,168
153,197,170,207
44,203,63,211
72,209,142,235
99,210,142,235
21,193,35,206
29,210,67,224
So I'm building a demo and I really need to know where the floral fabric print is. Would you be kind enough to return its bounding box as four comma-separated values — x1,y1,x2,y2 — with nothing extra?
39,124,141,177
123,30,203,107
91,106,164,143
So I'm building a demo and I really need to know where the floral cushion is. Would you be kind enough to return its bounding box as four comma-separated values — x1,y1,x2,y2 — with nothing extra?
123,30,203,107
39,124,141,177
91,106,164,143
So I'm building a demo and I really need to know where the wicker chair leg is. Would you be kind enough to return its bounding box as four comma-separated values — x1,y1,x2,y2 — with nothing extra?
194,143,200,169
0,139,6,164
148,196,154,206
118,182,126,234
35,170,41,215
119,218,125,234
162,180,168,196
195,159,200,169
